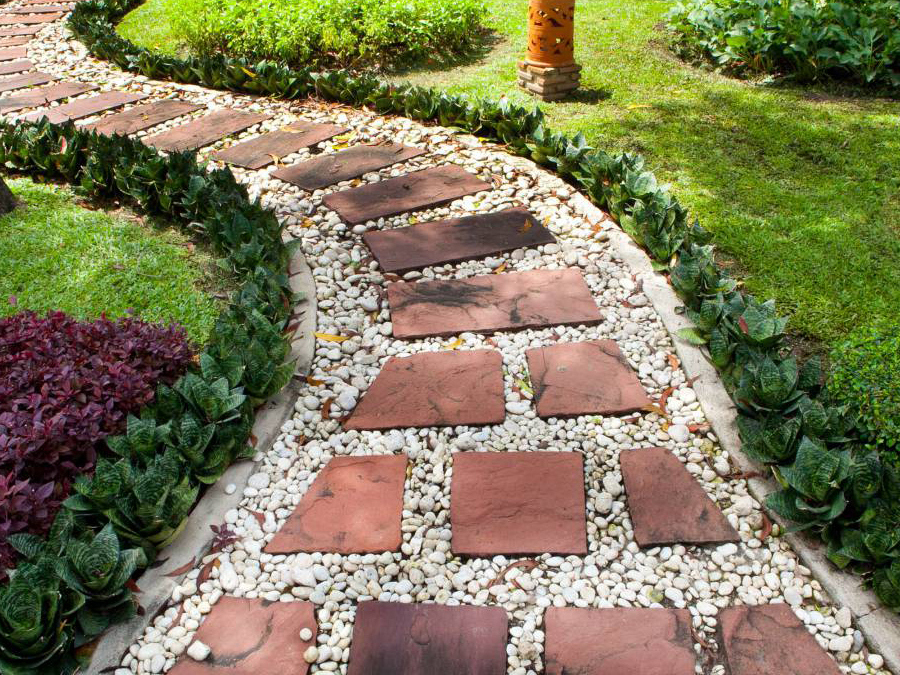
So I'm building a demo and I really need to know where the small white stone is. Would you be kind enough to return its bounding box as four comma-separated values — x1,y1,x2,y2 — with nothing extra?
247,473,270,490
668,424,690,443
835,607,852,629
303,646,319,663
224,483,237,495
187,641,211,661
299,628,313,641
828,635,853,652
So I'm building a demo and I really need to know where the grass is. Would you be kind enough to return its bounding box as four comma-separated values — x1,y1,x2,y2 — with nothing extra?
0,177,225,344
118,0,900,346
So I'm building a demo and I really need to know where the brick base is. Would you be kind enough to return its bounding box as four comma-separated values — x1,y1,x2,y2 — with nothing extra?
517,60,581,101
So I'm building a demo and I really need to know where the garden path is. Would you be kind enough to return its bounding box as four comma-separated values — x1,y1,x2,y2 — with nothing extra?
0,4,891,674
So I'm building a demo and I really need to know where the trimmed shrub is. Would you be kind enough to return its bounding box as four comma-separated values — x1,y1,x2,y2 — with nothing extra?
173,0,486,69
666,0,900,89
829,325,900,463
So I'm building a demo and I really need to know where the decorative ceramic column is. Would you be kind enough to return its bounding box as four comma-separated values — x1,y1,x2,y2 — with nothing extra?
518,0,581,101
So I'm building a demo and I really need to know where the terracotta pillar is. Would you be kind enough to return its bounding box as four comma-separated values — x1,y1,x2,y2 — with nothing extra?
518,0,581,101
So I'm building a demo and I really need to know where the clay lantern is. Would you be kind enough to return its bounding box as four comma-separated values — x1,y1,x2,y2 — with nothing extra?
518,0,582,101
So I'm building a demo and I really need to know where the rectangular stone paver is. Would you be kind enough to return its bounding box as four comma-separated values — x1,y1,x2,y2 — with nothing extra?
273,142,425,190
0,13,62,23
544,607,696,675
170,598,316,675
266,455,407,555
0,25,42,36
0,59,32,75
719,605,843,675
0,81,97,114
362,207,555,273
84,99,201,135
0,46,26,60
323,165,490,225
387,268,602,339
23,91,146,123
5,4,69,12
451,452,587,556
0,37,31,46
0,71,56,93
526,340,651,418
348,602,508,675
345,349,505,430
619,447,739,547
212,122,349,170
145,109,270,152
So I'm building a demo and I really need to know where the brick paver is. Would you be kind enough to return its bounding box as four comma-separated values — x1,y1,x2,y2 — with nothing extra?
273,142,424,189
212,122,349,170
85,99,201,135
0,81,96,114
0,59,32,75
22,90,145,123
145,109,270,152
0,71,56,93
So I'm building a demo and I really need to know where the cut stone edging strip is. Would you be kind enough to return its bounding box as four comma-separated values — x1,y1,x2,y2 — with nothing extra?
87,248,317,672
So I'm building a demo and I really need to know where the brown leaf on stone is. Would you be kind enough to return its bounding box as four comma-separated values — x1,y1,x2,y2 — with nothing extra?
322,397,334,419
493,261,508,274
164,558,197,578
306,376,324,386
498,559,539,591
658,385,676,414
249,433,258,448
197,558,220,586
384,273,401,282
248,510,266,526
520,219,532,233
759,513,773,541
667,354,680,370
126,579,142,594
730,470,763,481
689,423,711,433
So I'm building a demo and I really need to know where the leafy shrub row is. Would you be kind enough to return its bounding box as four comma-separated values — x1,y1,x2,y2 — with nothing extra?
0,116,297,673
0,310,192,571
173,0,486,69
666,0,900,89
68,0,900,616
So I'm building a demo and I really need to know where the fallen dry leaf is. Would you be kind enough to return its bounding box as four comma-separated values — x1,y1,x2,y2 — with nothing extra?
443,337,463,350
197,558,220,586
322,397,334,418
667,353,680,370
520,219,533,233
315,332,350,343
493,261,508,274
163,558,196,578
306,375,325,386
759,513,773,541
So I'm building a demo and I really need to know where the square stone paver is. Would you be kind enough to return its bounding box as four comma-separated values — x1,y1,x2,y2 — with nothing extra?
212,122,349,170
451,452,587,556
526,340,651,418
388,268,602,339
619,447,739,547
544,607,696,675
266,455,407,554
719,604,843,675
348,602,508,675
170,597,316,675
273,142,425,190
345,349,505,431
361,207,555,272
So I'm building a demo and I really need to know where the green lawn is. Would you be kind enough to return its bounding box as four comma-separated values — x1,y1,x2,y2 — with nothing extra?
0,177,224,343
118,0,900,346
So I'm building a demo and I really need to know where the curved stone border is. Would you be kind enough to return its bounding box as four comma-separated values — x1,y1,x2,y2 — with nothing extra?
88,248,317,672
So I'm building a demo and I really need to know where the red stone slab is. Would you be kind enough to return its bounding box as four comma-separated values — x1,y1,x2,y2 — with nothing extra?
362,207,555,273
348,602,508,675
0,81,97,113
84,99,201,135
0,71,56,93
719,604,843,675
5,4,69,12
388,268,602,339
544,607,696,675
0,37,30,46
0,13,62,23
273,142,425,190
451,452,587,556
144,109,270,152
0,59,32,75
323,164,490,225
23,91,146,123
0,25,42,36
526,340,651,418
0,46,26,60
266,455,406,554
170,597,316,675
345,349,505,431
619,447,739,547
20,0,75,5
213,121,349,170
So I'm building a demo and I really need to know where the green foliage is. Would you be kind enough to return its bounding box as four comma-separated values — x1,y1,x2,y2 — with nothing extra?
828,325,900,463
171,0,487,69
666,0,900,89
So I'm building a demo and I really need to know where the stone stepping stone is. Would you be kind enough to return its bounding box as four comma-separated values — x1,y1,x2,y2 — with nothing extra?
0,46,26,60
544,607,696,675
0,71,56,93
619,447,739,547
0,25,42,36
387,268,601,339
719,604,842,675
20,0,75,5
348,602,508,675
5,4,69,12
0,13,63,24
22,91,146,123
362,207,555,273
526,339,651,418
170,597,316,675
145,109,270,152
265,455,407,555
345,349,505,430
273,142,424,190
0,59,32,75
451,452,587,556
323,164,490,225
84,99,201,136
212,121,348,170
0,81,96,114
0,37,31,46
